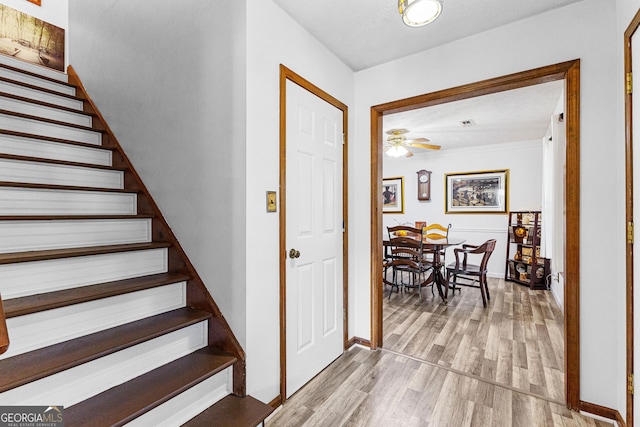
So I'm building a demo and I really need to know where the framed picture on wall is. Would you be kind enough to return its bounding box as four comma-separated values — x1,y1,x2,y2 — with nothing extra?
0,4,64,71
445,169,509,214
382,176,404,214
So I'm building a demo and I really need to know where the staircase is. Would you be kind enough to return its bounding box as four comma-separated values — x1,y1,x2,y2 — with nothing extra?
0,55,272,426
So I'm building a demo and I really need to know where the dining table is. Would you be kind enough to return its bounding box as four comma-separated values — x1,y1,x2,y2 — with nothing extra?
384,234,466,303
422,236,466,302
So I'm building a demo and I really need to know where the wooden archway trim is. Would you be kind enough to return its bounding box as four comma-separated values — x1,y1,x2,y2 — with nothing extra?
369,59,581,410
624,8,640,427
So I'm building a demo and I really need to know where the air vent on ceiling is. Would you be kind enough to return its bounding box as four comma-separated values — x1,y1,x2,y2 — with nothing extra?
460,119,475,127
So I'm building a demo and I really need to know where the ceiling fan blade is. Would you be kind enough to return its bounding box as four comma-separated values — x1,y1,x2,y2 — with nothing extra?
406,142,441,150
405,137,430,143
405,149,414,157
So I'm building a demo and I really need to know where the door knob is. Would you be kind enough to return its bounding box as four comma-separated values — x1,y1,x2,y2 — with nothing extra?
289,248,301,259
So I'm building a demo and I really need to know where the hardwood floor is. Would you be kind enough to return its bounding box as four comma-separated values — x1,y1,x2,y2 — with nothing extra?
382,277,564,402
266,347,611,426
267,278,611,426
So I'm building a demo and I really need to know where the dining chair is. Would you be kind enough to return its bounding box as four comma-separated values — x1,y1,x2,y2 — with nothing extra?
385,226,433,300
445,239,497,307
421,223,451,266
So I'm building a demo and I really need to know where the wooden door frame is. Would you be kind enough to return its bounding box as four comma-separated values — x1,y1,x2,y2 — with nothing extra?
278,64,349,402
625,9,640,427
369,60,581,410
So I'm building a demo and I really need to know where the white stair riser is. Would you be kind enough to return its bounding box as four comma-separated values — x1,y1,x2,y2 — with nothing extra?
126,369,232,427
0,134,111,165
0,187,136,216
0,68,74,95
0,96,91,127
0,321,209,407
0,218,151,253
0,80,82,110
0,55,68,84
0,248,168,299
0,158,123,188
1,282,187,359
0,114,100,145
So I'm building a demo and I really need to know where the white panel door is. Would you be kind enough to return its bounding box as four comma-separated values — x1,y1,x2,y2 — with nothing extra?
285,80,343,398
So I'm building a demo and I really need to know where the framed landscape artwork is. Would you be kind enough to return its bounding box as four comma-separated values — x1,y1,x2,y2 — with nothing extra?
445,169,509,214
0,4,64,71
382,177,404,214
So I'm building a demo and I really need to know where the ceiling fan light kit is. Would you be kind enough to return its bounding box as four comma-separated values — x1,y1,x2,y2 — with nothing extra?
398,0,443,27
386,145,410,157
384,128,441,157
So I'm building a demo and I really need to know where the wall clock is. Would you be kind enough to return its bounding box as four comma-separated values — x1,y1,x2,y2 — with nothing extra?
417,170,431,201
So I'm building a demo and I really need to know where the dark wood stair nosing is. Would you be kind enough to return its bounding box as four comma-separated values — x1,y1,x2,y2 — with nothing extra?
0,62,75,89
63,347,237,426
0,109,103,133
0,129,116,151
0,75,82,103
0,152,126,172
0,242,172,265
0,91,94,118
3,271,190,318
0,306,211,393
0,214,155,222
183,395,275,427
0,181,137,194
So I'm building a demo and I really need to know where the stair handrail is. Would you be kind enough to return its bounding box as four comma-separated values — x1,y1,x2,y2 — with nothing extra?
0,294,8,355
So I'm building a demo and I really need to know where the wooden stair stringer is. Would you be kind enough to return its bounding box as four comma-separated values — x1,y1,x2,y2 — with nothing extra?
66,65,246,396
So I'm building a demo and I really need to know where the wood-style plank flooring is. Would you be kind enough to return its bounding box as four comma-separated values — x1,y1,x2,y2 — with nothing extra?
266,347,611,426
383,277,564,402
267,278,612,426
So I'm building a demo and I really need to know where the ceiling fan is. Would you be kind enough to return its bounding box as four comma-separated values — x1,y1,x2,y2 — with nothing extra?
384,129,441,157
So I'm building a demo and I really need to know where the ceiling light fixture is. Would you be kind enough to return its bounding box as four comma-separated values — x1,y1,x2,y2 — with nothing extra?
386,145,409,157
398,0,443,27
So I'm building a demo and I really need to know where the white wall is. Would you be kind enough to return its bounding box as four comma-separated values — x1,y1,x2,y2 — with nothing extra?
383,140,543,278
245,0,354,402
68,0,248,347
354,0,623,415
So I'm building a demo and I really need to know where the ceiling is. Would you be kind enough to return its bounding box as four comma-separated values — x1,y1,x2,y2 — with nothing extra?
271,0,584,72
383,80,564,154
271,0,571,152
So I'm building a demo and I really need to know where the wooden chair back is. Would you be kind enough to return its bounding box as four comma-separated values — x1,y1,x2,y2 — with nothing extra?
423,223,451,240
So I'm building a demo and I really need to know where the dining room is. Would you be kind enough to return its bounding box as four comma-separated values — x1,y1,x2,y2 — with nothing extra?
380,78,567,406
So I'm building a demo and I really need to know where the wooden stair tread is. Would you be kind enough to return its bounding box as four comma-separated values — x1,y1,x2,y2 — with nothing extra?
0,129,115,151
0,181,134,193
0,242,171,265
0,90,93,117
64,347,237,426
0,214,153,221
0,108,100,132
0,152,125,171
0,75,81,102
0,307,210,393
183,395,274,427
4,272,190,318
0,63,75,89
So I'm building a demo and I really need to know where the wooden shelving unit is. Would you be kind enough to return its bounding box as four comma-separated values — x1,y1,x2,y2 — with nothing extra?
504,211,550,290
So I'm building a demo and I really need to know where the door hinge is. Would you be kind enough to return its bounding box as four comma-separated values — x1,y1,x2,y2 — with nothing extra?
629,373,634,394
343,308,346,319
627,72,633,95
342,133,346,145
629,221,634,244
